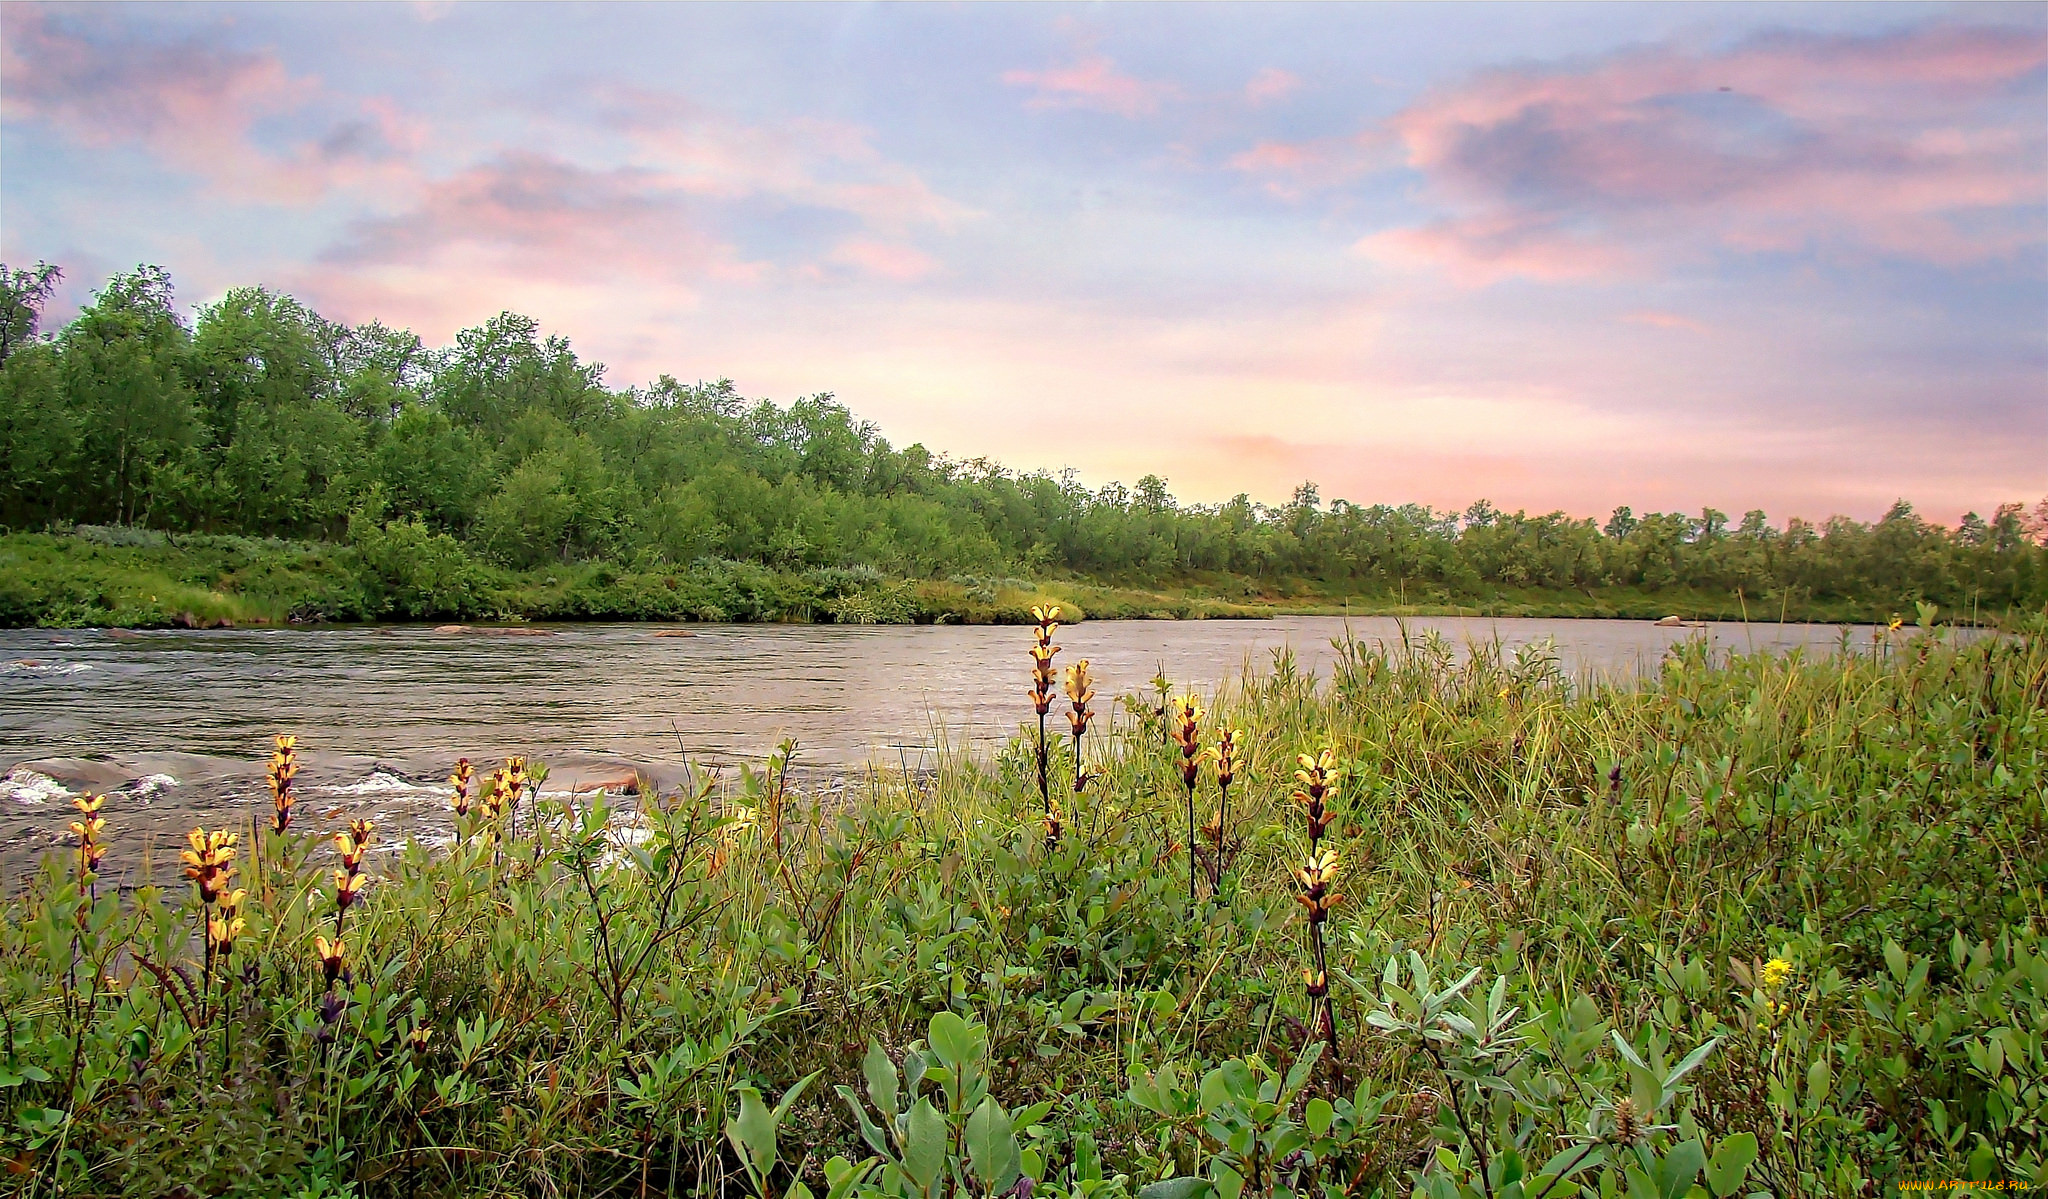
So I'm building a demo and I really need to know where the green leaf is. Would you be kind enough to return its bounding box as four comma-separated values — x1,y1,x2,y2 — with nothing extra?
1704,1133,1758,1197
1654,1139,1706,1199
1536,1145,1605,1187
1803,1056,1831,1113
1137,1179,1214,1199
1304,1097,1334,1137
864,1041,899,1116
835,1084,894,1159
901,1098,947,1195
966,1095,1022,1192
726,1085,776,1176
928,1010,977,1069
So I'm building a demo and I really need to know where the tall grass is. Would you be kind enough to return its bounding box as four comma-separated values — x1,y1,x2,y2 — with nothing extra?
1,620,2041,1197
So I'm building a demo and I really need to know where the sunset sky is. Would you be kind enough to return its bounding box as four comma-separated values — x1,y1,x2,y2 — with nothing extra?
4,1,2043,524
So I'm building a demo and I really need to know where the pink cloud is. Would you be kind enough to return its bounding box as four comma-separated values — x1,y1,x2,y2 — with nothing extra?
1365,23,2048,282
320,152,762,289
1245,68,1300,106
594,87,973,234
1621,310,1712,334
0,6,425,202
827,239,939,282
1002,53,1179,118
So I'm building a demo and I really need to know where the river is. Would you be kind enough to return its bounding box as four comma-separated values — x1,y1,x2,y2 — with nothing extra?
0,616,1874,881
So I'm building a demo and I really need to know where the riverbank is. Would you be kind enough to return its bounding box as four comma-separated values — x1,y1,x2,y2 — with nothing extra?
3,618,2039,1195
3,529,1975,630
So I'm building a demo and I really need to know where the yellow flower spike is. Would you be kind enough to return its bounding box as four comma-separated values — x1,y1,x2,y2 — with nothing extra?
1762,957,1793,990
1063,659,1094,704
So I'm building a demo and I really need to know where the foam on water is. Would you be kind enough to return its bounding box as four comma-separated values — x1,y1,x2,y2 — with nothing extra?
318,769,437,797
3,660,92,676
2,768,73,804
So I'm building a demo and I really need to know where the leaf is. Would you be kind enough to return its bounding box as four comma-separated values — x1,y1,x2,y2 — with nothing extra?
1704,1133,1758,1197
863,1042,899,1117
1282,1042,1325,1096
726,1085,776,1176
966,1095,1022,1192
835,1084,894,1159
901,1098,947,1195
774,1069,824,1125
1138,1177,1215,1199
1665,1038,1719,1092
1654,1138,1706,1199
1536,1145,1605,1187
1304,1097,1334,1137
928,1010,977,1070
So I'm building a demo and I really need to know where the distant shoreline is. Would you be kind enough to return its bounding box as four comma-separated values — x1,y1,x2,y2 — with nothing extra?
1,529,2019,631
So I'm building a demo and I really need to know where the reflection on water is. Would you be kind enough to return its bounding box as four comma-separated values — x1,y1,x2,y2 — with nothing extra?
0,615,1873,878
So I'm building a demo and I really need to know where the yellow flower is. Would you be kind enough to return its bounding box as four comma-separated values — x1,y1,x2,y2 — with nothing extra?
315,934,348,985
1762,957,1792,990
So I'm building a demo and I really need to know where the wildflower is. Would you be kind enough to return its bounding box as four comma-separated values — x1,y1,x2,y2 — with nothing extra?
267,734,299,833
181,828,239,905
450,756,476,817
1029,608,1064,843
1215,729,1242,791
1170,696,1204,901
69,792,108,877
207,911,247,957
1293,750,1340,842
333,869,366,912
1064,659,1095,737
1761,957,1792,991
315,989,348,1046
406,1026,434,1054
1294,849,1342,923
337,819,375,872
1302,967,1327,998
314,935,347,988
1171,697,1203,786
482,768,511,819
208,887,248,958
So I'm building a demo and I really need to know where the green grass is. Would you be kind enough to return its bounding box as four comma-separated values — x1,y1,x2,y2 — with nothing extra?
3,618,2042,1197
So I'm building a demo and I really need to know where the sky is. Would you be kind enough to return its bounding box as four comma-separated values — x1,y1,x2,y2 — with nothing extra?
3,1,2044,524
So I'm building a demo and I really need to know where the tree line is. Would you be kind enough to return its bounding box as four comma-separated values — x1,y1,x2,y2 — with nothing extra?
3,262,2043,613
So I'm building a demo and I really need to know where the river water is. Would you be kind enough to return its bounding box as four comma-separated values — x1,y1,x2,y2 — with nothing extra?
0,616,1870,881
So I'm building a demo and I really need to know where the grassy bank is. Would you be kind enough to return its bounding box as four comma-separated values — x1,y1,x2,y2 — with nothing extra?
4,619,2043,1197
0,529,1998,630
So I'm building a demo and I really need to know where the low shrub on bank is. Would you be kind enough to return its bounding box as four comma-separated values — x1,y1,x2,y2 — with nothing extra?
1,620,2042,1197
